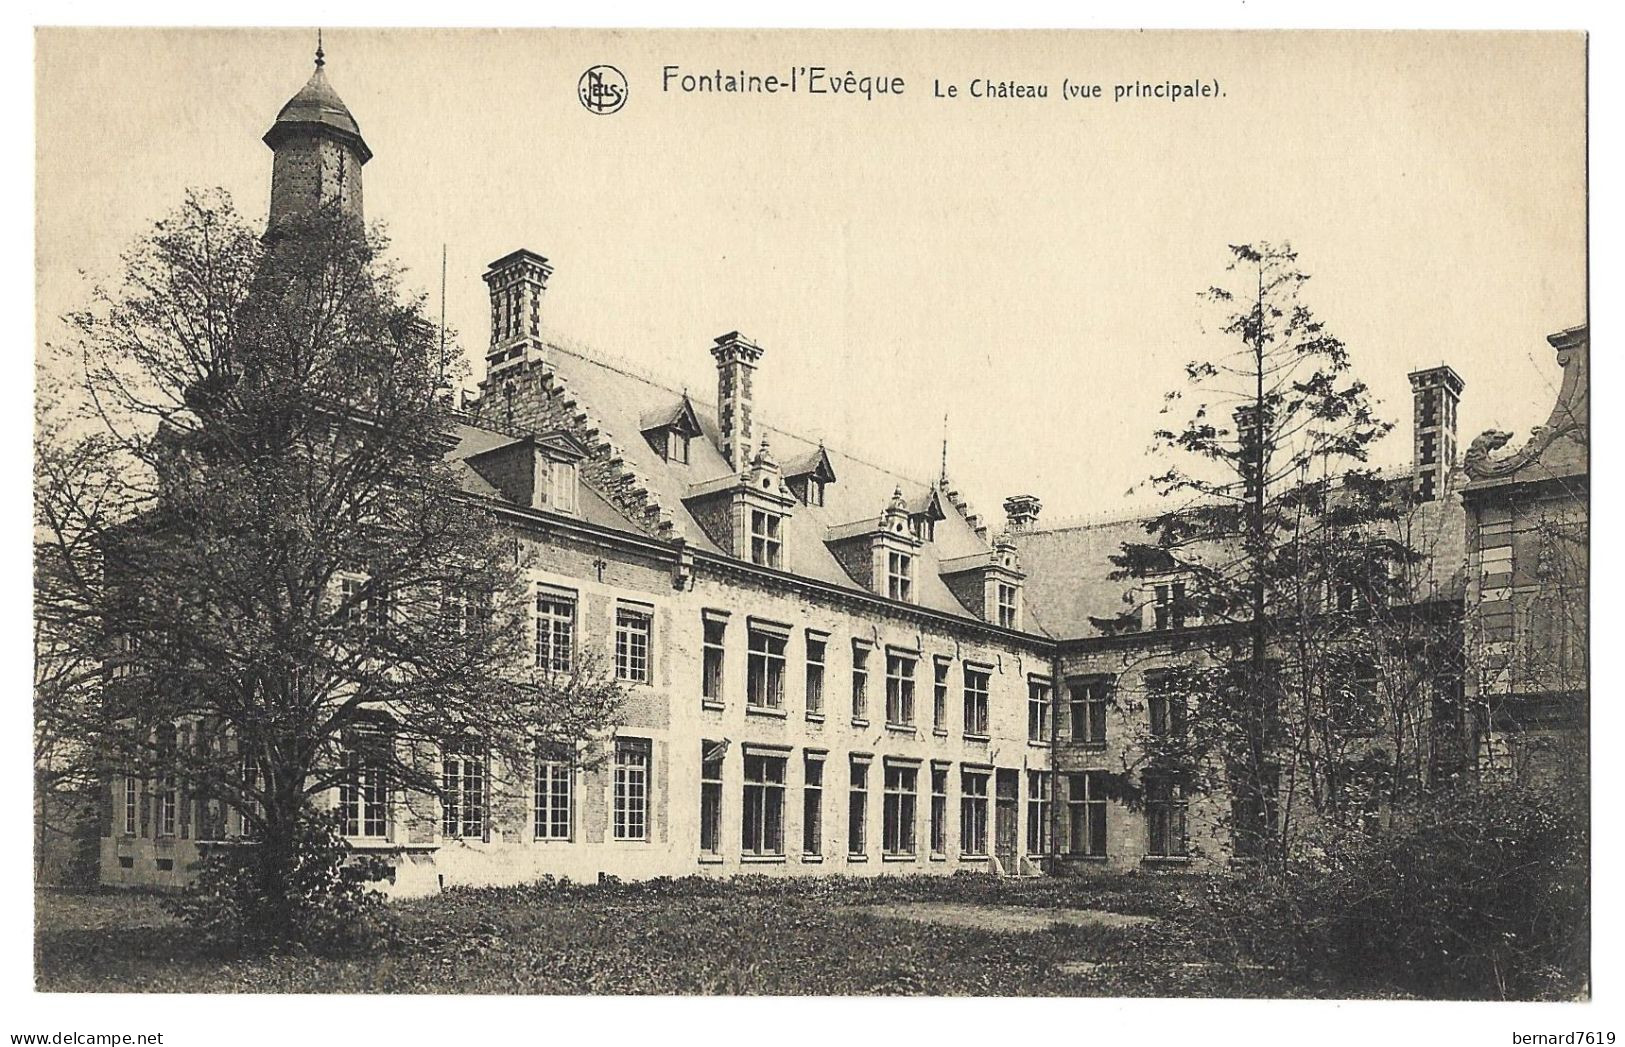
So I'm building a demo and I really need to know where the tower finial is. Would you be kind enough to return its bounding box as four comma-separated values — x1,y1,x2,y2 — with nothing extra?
315,29,325,68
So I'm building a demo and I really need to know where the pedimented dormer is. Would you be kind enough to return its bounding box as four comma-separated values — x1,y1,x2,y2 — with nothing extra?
941,532,1026,629
684,437,798,569
825,487,924,602
462,429,589,514
783,444,837,507
640,394,704,465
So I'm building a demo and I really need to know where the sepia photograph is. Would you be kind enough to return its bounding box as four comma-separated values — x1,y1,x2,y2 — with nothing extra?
24,19,1592,1028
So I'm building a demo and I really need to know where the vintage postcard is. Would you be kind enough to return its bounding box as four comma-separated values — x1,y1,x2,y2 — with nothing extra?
28,22,1589,1038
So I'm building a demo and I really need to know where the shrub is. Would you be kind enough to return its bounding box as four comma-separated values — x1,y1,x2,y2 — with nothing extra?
167,809,393,953
1211,781,1588,999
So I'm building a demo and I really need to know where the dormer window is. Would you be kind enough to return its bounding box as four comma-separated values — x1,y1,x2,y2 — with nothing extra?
910,515,935,542
640,396,703,466
652,428,690,464
996,583,1018,628
1153,582,1187,631
804,478,826,507
887,551,914,602
549,459,578,515
750,509,783,568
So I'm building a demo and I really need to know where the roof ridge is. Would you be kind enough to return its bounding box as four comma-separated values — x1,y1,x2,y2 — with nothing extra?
549,342,945,494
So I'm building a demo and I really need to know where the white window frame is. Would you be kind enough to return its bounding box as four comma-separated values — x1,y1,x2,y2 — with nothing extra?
614,606,653,684
534,757,573,841
742,753,787,857
549,459,578,515
885,652,917,727
996,583,1018,628
963,667,991,738
535,587,577,672
1028,677,1053,743
747,627,787,711
1026,770,1052,855
749,509,783,569
882,762,919,857
887,550,913,602
804,633,827,718
613,738,651,841
441,748,486,840
960,769,990,856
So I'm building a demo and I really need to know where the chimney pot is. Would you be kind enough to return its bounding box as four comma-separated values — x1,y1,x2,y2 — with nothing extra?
1003,494,1042,533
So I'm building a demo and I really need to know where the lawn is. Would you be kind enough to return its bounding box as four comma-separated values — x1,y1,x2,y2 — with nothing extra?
36,873,1329,996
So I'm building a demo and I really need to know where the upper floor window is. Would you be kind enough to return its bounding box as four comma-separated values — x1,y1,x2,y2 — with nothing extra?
549,459,578,515
1152,582,1187,631
805,633,827,718
1147,675,1188,742
1027,677,1052,743
803,478,826,507
910,515,935,542
750,510,783,569
887,551,914,602
932,658,950,732
535,587,576,672
701,614,726,706
658,429,691,464
851,641,871,723
340,575,391,636
1063,677,1111,746
614,606,653,683
885,653,917,727
996,583,1019,628
963,667,991,737
747,627,788,711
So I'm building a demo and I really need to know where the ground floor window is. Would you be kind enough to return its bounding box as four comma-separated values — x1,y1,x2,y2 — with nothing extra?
340,747,388,839
743,753,786,856
534,757,572,841
1145,775,1188,857
1066,772,1108,856
929,764,948,854
849,757,870,856
803,755,824,856
442,748,485,840
614,738,651,841
882,763,918,856
700,742,724,855
122,774,137,835
1025,771,1051,855
960,770,989,855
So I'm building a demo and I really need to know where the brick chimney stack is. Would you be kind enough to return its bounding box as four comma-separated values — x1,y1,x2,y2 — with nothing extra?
1409,365,1465,502
1002,495,1042,534
482,249,553,382
711,332,764,473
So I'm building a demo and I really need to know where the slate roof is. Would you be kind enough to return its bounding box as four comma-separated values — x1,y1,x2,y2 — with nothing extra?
446,346,1023,631
1013,477,1469,642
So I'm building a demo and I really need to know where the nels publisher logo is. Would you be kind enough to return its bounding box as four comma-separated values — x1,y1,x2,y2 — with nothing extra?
578,65,628,115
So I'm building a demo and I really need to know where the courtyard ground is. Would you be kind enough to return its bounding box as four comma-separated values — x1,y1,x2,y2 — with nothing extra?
35,873,1359,996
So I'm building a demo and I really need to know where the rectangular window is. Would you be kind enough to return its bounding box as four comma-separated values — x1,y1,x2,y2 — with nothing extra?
1153,581,1187,631
882,763,918,856
803,755,824,856
122,774,138,835
750,509,783,569
535,588,576,672
1145,775,1188,857
996,583,1018,628
237,752,258,838
851,642,871,723
156,725,177,837
1148,677,1188,741
929,765,948,854
848,758,870,856
614,607,653,683
339,747,388,838
1066,772,1109,856
885,652,917,727
1028,677,1052,743
805,478,825,507
887,551,913,602
960,770,989,855
805,634,827,717
742,753,787,857
747,627,787,711
932,658,950,732
699,743,724,855
534,758,572,841
441,748,485,839
549,459,578,514
613,739,651,841
701,615,726,705
1064,677,1111,745
1026,771,1052,855
963,667,990,737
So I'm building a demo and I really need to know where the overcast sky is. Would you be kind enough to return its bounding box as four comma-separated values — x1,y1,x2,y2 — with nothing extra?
36,28,1586,526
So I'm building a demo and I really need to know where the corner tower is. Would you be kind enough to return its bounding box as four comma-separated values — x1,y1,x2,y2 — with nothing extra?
263,38,372,229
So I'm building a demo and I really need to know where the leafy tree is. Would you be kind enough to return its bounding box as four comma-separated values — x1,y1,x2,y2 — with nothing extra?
35,190,623,940
1107,241,1452,866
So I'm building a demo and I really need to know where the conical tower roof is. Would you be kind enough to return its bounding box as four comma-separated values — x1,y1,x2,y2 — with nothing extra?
262,41,371,163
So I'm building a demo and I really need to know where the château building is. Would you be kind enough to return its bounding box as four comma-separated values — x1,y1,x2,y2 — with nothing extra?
95,49,1587,895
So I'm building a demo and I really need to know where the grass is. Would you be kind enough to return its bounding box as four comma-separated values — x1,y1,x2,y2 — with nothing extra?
36,872,1328,996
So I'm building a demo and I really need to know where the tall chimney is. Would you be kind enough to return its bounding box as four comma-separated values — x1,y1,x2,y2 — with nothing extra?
1408,366,1465,502
1003,495,1042,534
482,250,552,381
711,332,764,472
